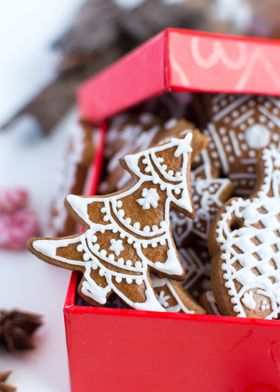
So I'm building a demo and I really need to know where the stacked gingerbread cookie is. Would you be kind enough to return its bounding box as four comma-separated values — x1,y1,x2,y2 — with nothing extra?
29,93,280,320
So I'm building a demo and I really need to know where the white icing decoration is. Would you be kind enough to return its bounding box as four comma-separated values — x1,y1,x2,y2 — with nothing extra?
204,95,280,194
157,290,170,307
171,150,232,243
33,132,194,312
153,277,194,314
109,239,124,256
137,188,159,210
215,148,280,319
245,124,270,149
241,291,256,310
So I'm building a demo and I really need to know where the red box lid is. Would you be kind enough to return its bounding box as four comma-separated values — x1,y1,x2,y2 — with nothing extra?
78,28,280,123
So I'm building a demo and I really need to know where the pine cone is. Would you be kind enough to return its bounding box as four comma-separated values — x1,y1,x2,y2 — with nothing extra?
0,371,16,392
0,310,42,352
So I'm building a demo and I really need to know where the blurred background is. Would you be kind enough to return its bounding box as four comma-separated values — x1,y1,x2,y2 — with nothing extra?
1,1,280,391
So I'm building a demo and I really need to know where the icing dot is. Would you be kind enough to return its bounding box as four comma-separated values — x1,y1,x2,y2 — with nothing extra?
126,260,132,267
248,118,254,125
99,269,105,277
77,244,83,252
127,237,133,244
135,261,142,268
118,209,125,218
83,253,90,261
136,278,143,285
115,276,122,284
92,235,97,243
126,277,133,284
165,118,177,129
116,200,123,208
144,226,151,232
108,254,114,261
245,124,270,149
118,258,124,265
248,150,256,158
93,244,100,252
134,222,140,230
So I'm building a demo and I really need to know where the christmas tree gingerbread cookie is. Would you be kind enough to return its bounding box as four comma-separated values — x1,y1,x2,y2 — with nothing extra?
204,94,280,195
210,148,280,319
29,125,206,311
152,277,205,314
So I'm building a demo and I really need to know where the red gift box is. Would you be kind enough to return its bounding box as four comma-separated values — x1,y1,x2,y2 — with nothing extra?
64,29,280,391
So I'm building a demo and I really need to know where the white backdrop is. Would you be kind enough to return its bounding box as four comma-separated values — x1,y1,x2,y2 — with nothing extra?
0,1,85,391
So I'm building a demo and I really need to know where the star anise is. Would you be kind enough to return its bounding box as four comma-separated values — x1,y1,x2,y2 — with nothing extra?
0,370,16,392
0,310,42,353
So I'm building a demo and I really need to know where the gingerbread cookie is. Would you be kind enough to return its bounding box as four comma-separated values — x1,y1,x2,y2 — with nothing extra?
29,125,203,311
200,290,221,316
178,241,211,299
103,112,161,192
204,94,280,195
152,277,205,314
47,121,95,237
210,148,280,319
103,116,207,193
171,150,233,244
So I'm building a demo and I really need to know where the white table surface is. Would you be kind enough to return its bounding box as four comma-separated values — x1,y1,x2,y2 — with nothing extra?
0,1,86,390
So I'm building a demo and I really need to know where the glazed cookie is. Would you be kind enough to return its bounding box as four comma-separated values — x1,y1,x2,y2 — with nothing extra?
103,112,162,192
29,126,202,311
210,148,280,319
200,291,221,316
171,150,233,245
152,277,205,314
47,121,95,237
204,94,280,195
178,241,211,299
103,116,207,193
